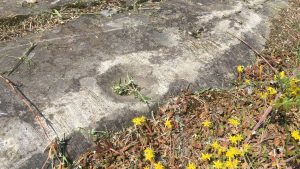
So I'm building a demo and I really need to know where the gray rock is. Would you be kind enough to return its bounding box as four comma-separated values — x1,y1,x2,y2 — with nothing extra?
0,0,288,168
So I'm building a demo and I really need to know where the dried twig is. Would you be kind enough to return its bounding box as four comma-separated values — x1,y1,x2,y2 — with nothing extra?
285,154,300,163
0,74,49,138
7,43,37,76
245,94,280,143
227,32,277,73
42,138,61,169
245,105,273,143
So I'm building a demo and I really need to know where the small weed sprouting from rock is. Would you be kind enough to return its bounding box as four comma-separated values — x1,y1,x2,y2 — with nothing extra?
112,75,138,96
112,75,151,104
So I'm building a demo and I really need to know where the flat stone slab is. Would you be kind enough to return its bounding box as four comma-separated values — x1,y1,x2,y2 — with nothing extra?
0,0,288,168
0,0,96,18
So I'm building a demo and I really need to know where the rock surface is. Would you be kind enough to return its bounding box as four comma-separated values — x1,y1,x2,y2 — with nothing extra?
0,0,288,168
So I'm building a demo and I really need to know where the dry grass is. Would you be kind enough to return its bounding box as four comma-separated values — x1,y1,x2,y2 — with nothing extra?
263,0,300,69
0,0,125,41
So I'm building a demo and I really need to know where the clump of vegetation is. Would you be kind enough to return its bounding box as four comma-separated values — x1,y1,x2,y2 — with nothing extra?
74,68,299,168
112,75,151,103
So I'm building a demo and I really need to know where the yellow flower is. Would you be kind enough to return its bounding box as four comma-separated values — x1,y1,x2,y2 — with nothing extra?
232,159,240,167
279,71,285,79
245,79,251,85
236,134,243,142
213,160,223,169
258,92,268,99
201,153,212,161
218,146,227,155
267,87,277,95
144,167,150,169
144,147,154,161
228,118,240,126
240,144,251,156
229,134,243,145
211,141,221,150
165,119,172,129
290,78,300,88
154,162,165,169
237,65,244,73
289,78,300,96
242,144,251,152
202,120,212,128
226,147,239,159
225,159,239,169
186,163,197,169
226,151,235,159
132,116,146,126
228,135,239,145
291,130,300,141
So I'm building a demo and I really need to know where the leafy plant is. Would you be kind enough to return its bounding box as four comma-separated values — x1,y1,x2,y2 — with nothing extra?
273,71,300,111
112,75,151,104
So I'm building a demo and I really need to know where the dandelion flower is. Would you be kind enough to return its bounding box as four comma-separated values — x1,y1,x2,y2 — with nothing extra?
291,130,300,141
237,65,244,73
201,153,212,161
165,119,172,129
267,87,277,95
228,118,240,126
186,163,197,169
132,116,146,126
202,120,212,128
144,147,154,161
211,141,221,150
213,160,223,169
154,162,164,169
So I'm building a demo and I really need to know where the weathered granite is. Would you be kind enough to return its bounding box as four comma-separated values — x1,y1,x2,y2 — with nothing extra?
0,0,288,168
